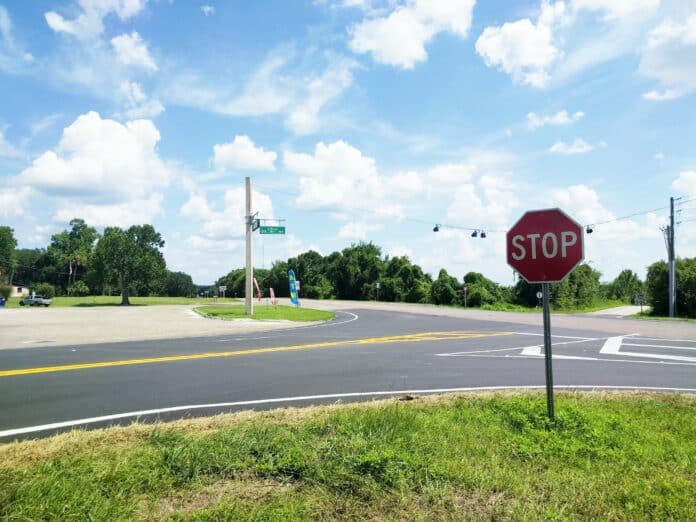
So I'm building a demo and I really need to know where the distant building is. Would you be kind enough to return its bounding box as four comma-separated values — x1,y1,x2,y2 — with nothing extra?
10,284,29,297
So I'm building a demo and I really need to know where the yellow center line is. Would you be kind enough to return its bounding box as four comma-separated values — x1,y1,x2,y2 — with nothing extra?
0,331,513,378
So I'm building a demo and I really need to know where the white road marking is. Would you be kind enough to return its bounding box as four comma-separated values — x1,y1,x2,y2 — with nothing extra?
439,337,599,357
599,335,696,363
622,343,696,351
496,355,696,366
513,332,598,339
1,385,694,438
599,336,624,355
627,337,696,343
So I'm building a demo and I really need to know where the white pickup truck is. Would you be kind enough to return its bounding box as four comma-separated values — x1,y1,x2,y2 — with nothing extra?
19,295,53,307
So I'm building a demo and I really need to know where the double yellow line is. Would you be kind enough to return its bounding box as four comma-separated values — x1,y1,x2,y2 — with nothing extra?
0,331,511,378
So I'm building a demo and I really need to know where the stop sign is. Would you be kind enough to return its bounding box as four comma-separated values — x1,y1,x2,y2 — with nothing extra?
506,208,584,283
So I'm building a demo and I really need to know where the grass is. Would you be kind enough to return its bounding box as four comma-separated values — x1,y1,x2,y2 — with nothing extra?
474,299,628,314
0,392,694,521
196,304,335,322
629,311,696,322
2,296,240,308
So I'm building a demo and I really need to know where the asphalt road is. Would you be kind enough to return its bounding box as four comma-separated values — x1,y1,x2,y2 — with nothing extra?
1,308,695,440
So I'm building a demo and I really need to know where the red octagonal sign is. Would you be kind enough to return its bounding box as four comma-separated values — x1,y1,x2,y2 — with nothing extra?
507,208,584,283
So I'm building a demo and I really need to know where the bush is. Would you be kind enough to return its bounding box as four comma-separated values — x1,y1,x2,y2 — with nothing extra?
0,285,11,300
33,282,55,298
68,280,90,296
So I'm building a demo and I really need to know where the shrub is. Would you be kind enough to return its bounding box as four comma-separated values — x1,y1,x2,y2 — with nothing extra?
34,282,55,298
0,285,11,300
68,280,90,296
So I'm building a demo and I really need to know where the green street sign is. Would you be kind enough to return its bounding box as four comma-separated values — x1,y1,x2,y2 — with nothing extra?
259,226,286,234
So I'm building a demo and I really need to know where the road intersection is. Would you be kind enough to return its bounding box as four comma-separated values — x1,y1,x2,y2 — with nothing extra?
1,306,694,440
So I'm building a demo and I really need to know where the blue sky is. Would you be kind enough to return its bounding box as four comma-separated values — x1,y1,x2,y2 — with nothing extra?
1,0,695,285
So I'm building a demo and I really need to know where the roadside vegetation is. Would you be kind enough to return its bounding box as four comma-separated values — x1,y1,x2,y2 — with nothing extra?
196,304,335,322
2,223,695,317
1,392,693,520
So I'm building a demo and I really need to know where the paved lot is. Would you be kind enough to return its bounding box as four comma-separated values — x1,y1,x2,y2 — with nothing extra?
0,305,315,350
1,307,693,440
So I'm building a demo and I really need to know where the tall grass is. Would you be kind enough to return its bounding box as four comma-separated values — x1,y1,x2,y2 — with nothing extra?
1,392,693,520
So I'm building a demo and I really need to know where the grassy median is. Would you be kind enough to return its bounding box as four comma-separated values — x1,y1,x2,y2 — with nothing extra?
196,304,335,322
1,392,694,520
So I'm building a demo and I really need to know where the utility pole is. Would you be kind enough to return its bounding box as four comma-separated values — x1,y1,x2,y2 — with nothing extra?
245,176,253,316
669,196,676,317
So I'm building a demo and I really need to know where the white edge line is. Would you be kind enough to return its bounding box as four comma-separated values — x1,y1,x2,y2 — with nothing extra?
1,385,694,439
628,337,696,343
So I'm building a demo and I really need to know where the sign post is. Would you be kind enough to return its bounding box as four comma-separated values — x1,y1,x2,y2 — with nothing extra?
219,285,227,299
463,286,468,308
506,208,584,421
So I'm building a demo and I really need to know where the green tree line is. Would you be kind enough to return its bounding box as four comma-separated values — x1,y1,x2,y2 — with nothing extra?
0,221,196,304
215,242,694,315
3,223,695,316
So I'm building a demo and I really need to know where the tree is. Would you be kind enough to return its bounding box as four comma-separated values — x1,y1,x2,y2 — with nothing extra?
95,225,167,305
552,263,601,309
13,249,43,286
162,271,197,297
0,226,17,284
48,219,98,292
646,258,696,318
608,269,643,303
431,269,460,305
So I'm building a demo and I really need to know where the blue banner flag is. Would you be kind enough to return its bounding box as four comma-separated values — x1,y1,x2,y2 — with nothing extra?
288,269,300,306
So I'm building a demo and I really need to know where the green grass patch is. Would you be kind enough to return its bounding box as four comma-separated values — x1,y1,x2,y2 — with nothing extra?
2,296,240,308
196,304,335,322
629,311,696,322
469,299,628,314
1,392,694,520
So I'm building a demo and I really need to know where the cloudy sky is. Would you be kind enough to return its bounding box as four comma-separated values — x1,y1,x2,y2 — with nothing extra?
1,0,695,285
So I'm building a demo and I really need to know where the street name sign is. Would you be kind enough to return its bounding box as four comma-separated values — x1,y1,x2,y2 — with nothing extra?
259,226,286,235
506,207,584,421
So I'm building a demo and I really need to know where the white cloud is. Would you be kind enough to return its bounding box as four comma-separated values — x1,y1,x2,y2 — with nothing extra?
653,152,664,160
672,171,696,198
527,110,584,130
640,15,696,101
337,221,383,240
284,140,403,218
548,138,594,154
212,135,277,172
117,80,165,119
188,235,242,253
0,186,32,218
427,163,476,185
111,32,157,71
572,0,660,21
475,1,566,87
180,187,274,239
0,130,23,158
163,51,355,135
446,175,518,232
45,0,148,39
476,0,661,89
53,193,164,227
200,5,215,16
17,111,170,202
383,170,423,198
0,5,34,73
287,56,357,134
349,0,475,69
